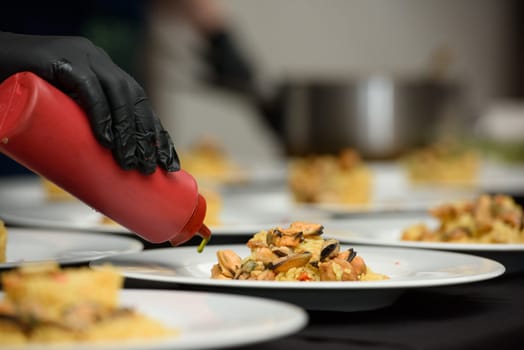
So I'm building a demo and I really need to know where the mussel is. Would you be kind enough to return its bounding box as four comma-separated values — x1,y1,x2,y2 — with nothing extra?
320,238,340,261
268,252,312,273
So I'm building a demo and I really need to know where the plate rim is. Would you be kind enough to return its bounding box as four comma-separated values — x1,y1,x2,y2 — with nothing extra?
90,244,506,290
2,227,144,269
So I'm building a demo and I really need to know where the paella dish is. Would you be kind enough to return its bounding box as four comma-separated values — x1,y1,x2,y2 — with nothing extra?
401,194,524,243
0,263,177,345
211,222,388,281
403,142,480,186
288,148,372,205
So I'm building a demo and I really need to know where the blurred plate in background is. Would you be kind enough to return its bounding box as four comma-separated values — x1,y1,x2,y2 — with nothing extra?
295,162,479,215
0,176,320,236
1,228,143,269
323,216,524,274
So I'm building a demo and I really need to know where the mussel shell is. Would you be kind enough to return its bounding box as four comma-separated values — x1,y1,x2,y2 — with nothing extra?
268,252,312,273
320,239,340,261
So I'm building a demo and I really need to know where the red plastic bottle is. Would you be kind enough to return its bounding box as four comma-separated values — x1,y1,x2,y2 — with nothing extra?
0,72,211,246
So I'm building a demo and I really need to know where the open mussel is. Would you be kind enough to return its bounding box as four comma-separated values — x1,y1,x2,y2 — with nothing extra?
215,249,241,278
266,228,303,248
268,252,312,273
289,222,324,237
320,238,340,261
271,246,293,257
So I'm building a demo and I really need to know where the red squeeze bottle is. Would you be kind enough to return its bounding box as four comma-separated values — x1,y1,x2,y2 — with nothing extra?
0,72,211,247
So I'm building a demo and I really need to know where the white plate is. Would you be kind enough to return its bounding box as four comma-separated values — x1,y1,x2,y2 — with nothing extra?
212,188,328,234
0,176,311,236
90,244,505,312
478,159,524,193
297,161,524,215
1,228,144,269
303,162,481,214
0,289,308,350
0,176,126,231
322,216,524,273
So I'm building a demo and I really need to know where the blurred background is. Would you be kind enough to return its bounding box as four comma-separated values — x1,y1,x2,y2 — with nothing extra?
1,0,523,171
146,0,524,164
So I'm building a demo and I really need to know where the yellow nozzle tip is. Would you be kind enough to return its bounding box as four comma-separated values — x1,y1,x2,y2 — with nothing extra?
197,237,210,253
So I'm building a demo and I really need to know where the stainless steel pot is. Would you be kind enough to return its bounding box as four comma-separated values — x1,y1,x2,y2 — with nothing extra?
280,75,462,159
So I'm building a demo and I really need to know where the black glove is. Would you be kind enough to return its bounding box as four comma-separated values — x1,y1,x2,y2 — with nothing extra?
0,31,179,174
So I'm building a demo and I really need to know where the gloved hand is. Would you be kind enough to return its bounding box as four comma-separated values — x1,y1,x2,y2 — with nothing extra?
0,31,179,174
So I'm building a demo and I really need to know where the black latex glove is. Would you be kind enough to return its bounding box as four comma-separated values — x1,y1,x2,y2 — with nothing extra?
0,31,179,174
